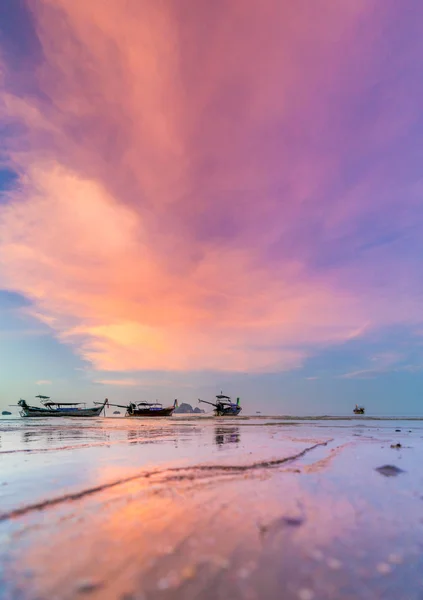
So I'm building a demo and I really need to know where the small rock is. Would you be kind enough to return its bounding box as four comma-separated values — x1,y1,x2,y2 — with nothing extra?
237,567,251,579
157,578,170,590
375,465,405,477
157,572,180,590
376,562,392,575
281,516,304,527
310,549,323,561
75,579,102,594
258,515,304,537
298,588,314,600
181,566,196,580
388,553,403,564
327,558,342,570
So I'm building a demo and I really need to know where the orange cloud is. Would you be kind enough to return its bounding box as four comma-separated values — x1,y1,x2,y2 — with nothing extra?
0,178,393,372
0,159,365,371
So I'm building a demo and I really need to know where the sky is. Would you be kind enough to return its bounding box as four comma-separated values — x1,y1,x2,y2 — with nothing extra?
1,0,423,415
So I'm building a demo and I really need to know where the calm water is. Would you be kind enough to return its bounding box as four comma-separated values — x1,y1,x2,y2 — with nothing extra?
1,416,422,599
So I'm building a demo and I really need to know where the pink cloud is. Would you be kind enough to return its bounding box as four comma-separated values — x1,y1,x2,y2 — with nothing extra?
1,1,423,373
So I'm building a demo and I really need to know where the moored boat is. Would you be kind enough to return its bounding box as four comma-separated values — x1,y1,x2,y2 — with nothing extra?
198,393,242,416
97,399,178,417
17,396,109,418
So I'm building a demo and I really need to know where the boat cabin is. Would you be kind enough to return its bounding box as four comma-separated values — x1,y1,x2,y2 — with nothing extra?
37,396,86,412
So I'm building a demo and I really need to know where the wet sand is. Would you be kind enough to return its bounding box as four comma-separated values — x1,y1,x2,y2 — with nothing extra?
0,416,422,599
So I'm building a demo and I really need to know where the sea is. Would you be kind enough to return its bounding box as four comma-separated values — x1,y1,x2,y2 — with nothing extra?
0,414,422,599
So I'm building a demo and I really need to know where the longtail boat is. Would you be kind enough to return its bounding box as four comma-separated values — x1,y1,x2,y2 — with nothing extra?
95,399,177,417
198,393,242,416
17,396,109,418
353,404,365,415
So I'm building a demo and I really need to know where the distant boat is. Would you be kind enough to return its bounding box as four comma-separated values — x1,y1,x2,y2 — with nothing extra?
198,393,242,416
97,399,177,417
113,410,121,415
353,404,365,415
2,410,11,416
17,396,108,418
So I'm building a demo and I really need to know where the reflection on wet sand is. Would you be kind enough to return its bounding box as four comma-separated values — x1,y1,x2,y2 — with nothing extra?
20,427,110,449
127,424,203,446
214,426,240,447
127,429,139,445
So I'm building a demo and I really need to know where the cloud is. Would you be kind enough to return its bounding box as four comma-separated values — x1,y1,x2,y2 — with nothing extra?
36,380,52,385
94,379,141,387
0,160,370,372
1,1,423,374
339,369,381,380
339,351,423,379
93,377,194,388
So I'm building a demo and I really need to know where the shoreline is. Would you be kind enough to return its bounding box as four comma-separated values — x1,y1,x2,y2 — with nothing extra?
2,413,423,421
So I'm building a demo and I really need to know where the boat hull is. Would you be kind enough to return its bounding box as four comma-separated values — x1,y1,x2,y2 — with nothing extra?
126,407,175,417
215,407,242,417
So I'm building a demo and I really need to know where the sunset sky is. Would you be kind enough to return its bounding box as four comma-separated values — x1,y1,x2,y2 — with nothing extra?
1,0,423,414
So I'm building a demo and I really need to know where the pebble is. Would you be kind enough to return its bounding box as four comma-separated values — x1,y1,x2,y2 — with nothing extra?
282,516,305,527
157,578,170,590
375,465,405,477
327,558,342,570
298,588,314,600
75,579,102,593
181,566,196,580
376,562,392,575
237,567,251,579
388,553,403,564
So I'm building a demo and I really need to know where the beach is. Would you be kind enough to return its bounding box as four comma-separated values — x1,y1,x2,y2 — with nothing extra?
0,416,422,599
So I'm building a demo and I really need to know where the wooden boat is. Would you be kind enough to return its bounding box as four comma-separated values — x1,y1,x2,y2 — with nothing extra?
353,404,365,415
17,396,109,418
128,401,177,417
97,399,178,417
198,393,242,416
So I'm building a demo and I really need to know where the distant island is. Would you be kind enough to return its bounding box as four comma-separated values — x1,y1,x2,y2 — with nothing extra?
174,402,205,414
2,410,11,416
